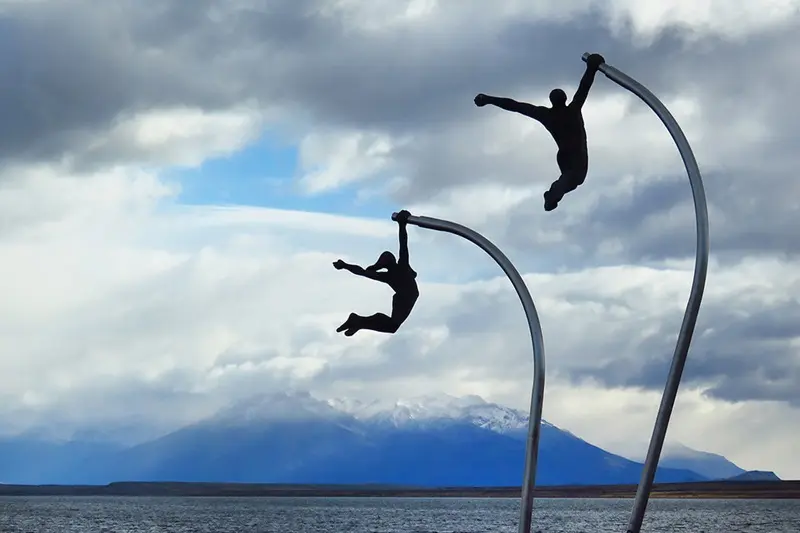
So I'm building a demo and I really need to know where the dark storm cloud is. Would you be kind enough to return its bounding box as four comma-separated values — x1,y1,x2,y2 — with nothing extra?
0,1,726,166
503,161,800,268
569,297,800,405
0,0,288,166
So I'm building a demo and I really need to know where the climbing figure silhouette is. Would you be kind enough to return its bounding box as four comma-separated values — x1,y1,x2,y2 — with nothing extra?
474,53,605,211
333,209,419,337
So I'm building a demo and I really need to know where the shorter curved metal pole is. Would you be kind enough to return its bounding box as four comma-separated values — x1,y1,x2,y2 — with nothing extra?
582,53,710,533
392,211,546,533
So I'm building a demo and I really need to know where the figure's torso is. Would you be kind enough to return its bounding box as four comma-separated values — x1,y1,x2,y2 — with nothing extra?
388,266,419,295
543,106,587,153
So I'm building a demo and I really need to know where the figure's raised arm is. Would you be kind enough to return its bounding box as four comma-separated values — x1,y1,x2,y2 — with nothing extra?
570,53,605,109
474,94,548,123
396,210,410,267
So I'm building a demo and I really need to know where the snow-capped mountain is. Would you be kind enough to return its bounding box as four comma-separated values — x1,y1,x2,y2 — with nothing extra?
0,391,731,486
328,393,535,433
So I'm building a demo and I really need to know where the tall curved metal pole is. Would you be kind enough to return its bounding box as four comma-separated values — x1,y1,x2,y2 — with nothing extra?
582,53,710,533
391,211,546,533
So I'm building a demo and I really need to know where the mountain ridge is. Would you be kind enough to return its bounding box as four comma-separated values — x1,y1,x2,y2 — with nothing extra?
0,391,764,487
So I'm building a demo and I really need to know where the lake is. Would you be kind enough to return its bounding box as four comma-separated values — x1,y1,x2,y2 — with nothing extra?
0,496,798,532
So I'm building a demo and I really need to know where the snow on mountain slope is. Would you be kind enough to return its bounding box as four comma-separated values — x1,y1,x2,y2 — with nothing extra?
329,392,555,434
202,391,607,453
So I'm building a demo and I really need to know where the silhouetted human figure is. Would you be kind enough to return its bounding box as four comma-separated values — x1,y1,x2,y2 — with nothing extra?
333,210,419,337
474,53,605,212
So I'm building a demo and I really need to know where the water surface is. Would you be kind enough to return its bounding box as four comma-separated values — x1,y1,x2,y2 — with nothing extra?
1,496,798,532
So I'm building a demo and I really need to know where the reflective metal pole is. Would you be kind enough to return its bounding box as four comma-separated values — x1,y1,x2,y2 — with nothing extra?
392,212,546,533
581,53,710,533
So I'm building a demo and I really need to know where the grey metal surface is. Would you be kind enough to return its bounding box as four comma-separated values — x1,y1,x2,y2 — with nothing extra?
582,53,710,533
391,212,546,533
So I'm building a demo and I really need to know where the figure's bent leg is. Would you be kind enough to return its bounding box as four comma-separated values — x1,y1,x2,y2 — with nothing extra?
340,294,417,336
348,313,399,334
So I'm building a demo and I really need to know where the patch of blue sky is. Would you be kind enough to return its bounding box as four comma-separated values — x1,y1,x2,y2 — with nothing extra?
164,133,399,220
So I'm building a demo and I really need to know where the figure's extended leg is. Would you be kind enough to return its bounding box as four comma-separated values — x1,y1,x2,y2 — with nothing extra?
337,313,359,333
344,313,398,336
545,151,588,211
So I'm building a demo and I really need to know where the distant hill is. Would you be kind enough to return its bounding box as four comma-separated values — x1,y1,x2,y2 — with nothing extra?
656,442,746,480
0,392,712,486
727,470,781,482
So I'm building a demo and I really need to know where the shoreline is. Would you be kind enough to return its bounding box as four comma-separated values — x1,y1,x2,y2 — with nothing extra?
1,480,798,499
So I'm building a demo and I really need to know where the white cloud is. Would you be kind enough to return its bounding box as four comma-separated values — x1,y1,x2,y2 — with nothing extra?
327,0,800,41
605,0,800,40
73,104,269,169
298,129,410,194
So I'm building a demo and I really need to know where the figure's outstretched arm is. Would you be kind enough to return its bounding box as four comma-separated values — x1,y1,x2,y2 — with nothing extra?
336,261,389,283
476,94,547,122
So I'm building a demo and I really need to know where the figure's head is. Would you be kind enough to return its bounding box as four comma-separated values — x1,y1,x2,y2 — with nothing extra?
368,251,396,271
549,88,567,107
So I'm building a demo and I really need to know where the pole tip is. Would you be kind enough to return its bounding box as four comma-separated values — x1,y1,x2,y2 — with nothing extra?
391,212,399,221
581,52,590,62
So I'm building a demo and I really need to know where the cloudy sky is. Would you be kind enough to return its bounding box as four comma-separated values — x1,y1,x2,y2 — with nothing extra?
1,0,799,479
